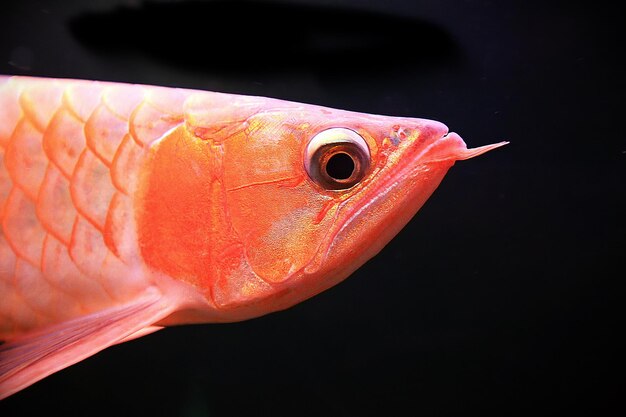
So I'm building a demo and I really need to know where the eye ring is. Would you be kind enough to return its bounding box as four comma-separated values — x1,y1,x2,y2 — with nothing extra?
305,128,371,190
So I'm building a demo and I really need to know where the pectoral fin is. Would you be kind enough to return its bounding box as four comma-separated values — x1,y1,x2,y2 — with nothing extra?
0,291,174,399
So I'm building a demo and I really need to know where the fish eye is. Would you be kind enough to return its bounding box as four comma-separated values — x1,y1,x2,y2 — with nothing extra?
304,128,370,190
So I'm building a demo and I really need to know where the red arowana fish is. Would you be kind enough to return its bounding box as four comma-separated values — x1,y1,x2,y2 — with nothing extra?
0,75,506,398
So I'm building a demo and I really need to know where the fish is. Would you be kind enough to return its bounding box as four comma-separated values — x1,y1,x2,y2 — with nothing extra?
0,75,507,399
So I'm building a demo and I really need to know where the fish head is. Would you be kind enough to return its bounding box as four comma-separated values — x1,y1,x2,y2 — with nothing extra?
205,98,507,318
138,93,506,321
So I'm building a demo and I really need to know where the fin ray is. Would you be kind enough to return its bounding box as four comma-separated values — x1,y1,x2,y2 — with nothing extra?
0,291,173,399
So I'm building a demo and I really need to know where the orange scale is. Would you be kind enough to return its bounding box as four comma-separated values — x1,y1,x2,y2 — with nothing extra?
84,103,129,165
70,150,116,231
3,118,47,201
0,148,13,214
129,100,184,147
62,81,104,123
0,80,22,147
36,164,78,245
110,134,144,195
18,81,64,133
42,107,87,178
41,234,112,313
1,188,46,266
68,216,108,283
102,84,145,120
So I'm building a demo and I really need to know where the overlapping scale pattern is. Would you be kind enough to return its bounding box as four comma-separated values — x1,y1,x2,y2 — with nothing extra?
0,77,187,338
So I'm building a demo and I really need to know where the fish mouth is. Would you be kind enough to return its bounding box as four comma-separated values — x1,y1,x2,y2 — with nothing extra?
416,132,509,163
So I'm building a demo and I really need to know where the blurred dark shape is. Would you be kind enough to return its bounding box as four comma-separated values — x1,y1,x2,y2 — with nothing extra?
68,0,461,76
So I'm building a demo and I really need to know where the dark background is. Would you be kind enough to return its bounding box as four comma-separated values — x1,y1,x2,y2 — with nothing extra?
1,0,623,416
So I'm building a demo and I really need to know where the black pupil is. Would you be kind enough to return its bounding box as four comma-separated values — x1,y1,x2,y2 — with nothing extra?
325,152,355,180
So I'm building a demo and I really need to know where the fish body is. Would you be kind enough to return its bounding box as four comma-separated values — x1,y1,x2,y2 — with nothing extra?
0,76,506,398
